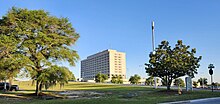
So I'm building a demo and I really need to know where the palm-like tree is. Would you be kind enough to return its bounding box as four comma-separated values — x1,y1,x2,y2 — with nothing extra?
111,74,123,84
129,74,141,84
198,78,208,87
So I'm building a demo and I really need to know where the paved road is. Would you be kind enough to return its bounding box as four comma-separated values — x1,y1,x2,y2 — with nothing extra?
190,97,220,104
160,97,220,104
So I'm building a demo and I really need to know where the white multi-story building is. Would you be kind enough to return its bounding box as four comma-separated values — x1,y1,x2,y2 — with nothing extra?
81,49,126,81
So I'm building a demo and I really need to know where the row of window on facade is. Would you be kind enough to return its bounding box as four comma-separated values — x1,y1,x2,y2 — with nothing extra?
89,55,109,60
82,70,110,76
115,71,122,73
83,74,125,79
81,66,109,71
83,60,109,64
83,61,109,66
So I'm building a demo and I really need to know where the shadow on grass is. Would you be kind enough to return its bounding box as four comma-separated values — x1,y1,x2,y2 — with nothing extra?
0,89,65,100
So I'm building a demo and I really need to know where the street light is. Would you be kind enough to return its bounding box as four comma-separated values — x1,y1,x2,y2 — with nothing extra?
208,64,214,92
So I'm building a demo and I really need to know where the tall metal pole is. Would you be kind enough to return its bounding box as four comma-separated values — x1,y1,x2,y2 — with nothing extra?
152,21,157,89
152,21,155,51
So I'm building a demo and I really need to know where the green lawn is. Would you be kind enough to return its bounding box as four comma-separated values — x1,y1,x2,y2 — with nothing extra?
0,81,220,104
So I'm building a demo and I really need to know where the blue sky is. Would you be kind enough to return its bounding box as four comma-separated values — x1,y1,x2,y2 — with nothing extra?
1,0,220,83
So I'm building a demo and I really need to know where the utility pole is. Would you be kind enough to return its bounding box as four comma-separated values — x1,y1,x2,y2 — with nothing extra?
152,21,157,89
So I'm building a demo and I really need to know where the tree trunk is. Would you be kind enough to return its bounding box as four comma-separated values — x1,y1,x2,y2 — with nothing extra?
35,80,39,96
166,76,168,88
167,79,172,90
167,85,171,90
39,82,43,93
9,76,13,91
35,70,42,96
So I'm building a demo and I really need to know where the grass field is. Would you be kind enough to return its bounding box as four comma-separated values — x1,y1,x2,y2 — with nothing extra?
0,81,220,104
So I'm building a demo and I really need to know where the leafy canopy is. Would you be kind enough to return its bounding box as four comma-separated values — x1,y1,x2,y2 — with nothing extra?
38,65,74,90
145,40,202,90
0,7,79,94
0,8,33,83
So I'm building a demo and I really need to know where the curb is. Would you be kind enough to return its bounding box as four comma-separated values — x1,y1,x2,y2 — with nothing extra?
159,97,220,104
159,100,190,104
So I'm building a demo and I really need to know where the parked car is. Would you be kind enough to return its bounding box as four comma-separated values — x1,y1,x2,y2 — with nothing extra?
0,82,19,91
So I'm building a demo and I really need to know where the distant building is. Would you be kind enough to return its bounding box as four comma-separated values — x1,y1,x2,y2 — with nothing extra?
81,49,126,81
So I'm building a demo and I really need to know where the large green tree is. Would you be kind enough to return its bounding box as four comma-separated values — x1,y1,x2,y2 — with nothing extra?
145,40,202,90
0,7,79,95
129,74,141,84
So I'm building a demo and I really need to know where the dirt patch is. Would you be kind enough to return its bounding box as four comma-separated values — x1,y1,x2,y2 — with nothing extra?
0,90,106,101
156,89,183,95
57,91,105,99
